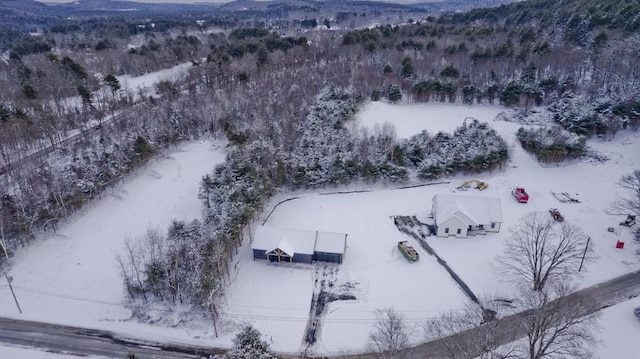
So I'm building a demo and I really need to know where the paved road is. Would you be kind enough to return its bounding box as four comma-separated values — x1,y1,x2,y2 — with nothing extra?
396,270,640,359
0,318,223,358
1,271,639,359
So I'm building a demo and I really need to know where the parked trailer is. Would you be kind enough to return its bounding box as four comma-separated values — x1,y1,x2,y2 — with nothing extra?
620,214,636,227
513,187,529,203
398,241,419,263
549,208,564,222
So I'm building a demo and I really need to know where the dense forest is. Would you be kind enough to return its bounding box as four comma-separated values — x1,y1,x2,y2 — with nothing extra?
1,0,638,321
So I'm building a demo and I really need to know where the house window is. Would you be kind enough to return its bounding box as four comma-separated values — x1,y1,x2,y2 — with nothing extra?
445,228,450,234
479,224,484,229
456,228,462,235
491,222,496,229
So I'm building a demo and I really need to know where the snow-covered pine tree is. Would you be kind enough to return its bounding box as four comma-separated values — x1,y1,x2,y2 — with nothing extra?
221,325,279,359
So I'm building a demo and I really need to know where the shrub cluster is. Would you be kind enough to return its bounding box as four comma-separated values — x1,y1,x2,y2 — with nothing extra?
516,126,587,162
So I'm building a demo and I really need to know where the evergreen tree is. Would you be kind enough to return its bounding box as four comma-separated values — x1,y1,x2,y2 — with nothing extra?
500,82,523,106
400,57,414,79
77,85,93,107
0,103,11,123
23,84,37,99
256,44,269,67
440,64,459,79
222,325,278,359
104,74,121,95
387,85,402,103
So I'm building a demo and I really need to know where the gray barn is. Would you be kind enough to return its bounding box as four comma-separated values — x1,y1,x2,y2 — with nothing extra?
313,231,348,264
252,225,347,264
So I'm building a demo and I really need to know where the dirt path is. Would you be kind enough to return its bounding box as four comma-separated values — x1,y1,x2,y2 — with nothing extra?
393,215,480,304
301,263,359,357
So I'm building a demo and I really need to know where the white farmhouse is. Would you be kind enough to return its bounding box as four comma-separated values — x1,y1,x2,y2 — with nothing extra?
432,194,502,238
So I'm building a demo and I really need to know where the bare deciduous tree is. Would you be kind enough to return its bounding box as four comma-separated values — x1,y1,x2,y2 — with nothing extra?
424,296,518,359
424,309,474,359
497,212,593,291
116,228,166,302
610,170,640,243
117,235,147,301
516,283,600,359
368,308,410,359
610,169,640,215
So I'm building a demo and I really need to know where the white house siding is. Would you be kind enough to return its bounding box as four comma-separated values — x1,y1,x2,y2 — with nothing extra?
436,217,468,237
487,222,501,233
432,194,503,238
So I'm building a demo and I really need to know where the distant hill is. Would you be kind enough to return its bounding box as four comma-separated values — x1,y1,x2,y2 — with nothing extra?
0,0,50,16
443,0,639,35
413,0,525,13
1,0,221,18
2,0,526,19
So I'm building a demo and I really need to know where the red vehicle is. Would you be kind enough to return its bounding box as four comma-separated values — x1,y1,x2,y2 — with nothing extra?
513,187,529,203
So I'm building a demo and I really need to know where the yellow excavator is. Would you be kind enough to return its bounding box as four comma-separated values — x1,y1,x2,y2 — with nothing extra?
463,116,477,126
457,179,489,191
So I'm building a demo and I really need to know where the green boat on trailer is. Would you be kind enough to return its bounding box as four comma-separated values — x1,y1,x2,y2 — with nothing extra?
398,241,419,262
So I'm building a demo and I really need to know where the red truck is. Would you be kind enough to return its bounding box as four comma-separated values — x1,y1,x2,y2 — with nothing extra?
513,187,529,203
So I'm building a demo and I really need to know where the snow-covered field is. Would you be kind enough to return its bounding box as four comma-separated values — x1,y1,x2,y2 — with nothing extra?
116,62,193,101
595,298,640,358
1,140,226,345
1,102,639,357
228,102,640,354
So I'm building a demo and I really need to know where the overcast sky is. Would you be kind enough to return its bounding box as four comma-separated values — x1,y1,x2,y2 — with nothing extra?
37,0,236,3
37,0,424,4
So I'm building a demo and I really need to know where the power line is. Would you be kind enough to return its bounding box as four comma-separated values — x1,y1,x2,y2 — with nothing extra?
6,285,123,307
1,284,466,323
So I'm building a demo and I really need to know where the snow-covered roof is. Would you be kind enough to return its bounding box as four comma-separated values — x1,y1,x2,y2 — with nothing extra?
253,225,347,256
253,225,317,256
267,238,295,257
432,194,502,226
315,231,347,254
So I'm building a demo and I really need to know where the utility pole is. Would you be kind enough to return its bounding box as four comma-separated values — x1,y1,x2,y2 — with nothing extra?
207,290,218,338
578,236,591,272
4,273,22,314
210,301,218,338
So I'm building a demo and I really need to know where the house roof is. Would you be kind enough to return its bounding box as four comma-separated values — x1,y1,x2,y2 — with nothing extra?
315,231,347,254
266,238,295,257
253,225,317,256
432,194,502,226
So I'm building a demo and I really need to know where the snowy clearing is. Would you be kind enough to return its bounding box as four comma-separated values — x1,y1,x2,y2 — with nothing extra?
594,298,640,358
117,62,193,101
223,102,640,354
1,139,226,345
1,102,639,357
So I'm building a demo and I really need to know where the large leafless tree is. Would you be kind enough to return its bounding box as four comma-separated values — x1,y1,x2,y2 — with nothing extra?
610,170,640,243
423,296,518,359
368,308,410,359
610,169,640,215
516,283,600,359
497,212,593,291
424,286,599,359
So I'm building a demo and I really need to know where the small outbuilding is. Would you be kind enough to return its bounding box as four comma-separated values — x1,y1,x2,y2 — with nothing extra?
252,225,347,264
314,231,348,264
432,194,502,238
